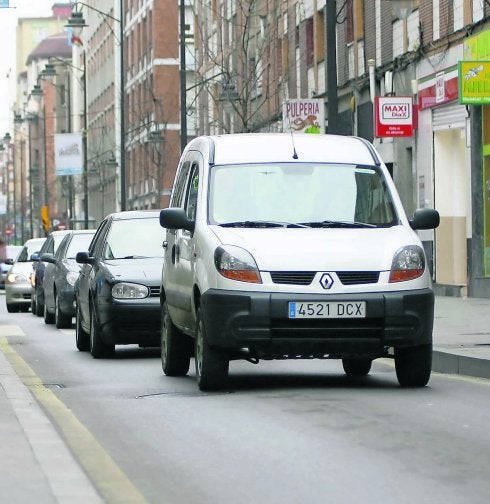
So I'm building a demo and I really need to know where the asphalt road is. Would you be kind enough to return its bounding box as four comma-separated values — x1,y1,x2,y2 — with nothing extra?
1,294,490,504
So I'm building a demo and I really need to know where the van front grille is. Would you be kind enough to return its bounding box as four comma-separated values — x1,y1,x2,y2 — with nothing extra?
270,271,380,286
270,271,315,285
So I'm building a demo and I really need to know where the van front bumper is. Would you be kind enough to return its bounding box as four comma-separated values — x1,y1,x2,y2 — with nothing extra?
200,288,434,359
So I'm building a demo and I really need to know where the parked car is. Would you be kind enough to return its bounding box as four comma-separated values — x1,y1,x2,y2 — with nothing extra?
5,238,46,312
0,245,22,289
159,133,440,391
75,210,165,357
31,230,71,317
41,229,96,328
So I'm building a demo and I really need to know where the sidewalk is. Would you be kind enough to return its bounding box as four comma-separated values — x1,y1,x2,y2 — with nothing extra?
433,295,490,379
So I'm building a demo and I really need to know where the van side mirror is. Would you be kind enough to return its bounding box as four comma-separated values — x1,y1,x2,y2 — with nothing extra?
409,208,440,230
160,208,195,233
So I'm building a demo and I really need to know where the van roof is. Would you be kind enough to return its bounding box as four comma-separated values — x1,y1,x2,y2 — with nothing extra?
197,133,380,166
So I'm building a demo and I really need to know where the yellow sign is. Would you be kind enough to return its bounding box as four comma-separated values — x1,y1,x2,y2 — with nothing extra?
458,61,490,105
41,205,51,232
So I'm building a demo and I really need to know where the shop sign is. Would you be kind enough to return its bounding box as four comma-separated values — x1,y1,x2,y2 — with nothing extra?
417,66,459,109
458,61,490,105
282,99,325,134
374,96,413,137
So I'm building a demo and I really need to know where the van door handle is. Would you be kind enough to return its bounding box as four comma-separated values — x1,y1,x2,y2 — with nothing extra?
171,244,180,264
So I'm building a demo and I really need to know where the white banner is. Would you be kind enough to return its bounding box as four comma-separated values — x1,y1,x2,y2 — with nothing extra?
282,99,325,134
54,133,83,176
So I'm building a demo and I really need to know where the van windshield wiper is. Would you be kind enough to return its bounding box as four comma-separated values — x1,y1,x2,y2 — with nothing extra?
299,220,376,228
220,220,308,228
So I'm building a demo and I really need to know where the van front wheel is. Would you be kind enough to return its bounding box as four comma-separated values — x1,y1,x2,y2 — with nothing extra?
161,300,191,376
195,308,229,391
395,343,432,387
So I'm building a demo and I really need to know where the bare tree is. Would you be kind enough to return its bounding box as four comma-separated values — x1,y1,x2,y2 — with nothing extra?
193,0,284,134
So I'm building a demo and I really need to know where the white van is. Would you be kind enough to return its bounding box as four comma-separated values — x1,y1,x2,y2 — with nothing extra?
159,133,440,391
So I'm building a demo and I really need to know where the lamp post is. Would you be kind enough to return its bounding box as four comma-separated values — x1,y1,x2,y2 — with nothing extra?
66,1,126,212
3,133,15,242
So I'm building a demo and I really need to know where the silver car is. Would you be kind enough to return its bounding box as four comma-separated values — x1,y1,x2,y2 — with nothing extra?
0,245,22,289
5,237,46,312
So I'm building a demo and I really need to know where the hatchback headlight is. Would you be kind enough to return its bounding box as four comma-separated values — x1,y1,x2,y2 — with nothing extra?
389,245,425,282
66,271,79,287
214,245,262,283
112,282,149,299
7,273,28,284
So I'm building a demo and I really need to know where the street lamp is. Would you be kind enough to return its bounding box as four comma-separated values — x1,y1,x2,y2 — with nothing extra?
66,2,126,211
2,133,15,242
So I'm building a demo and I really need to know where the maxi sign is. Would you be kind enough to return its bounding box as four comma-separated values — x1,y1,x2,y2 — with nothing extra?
374,96,413,137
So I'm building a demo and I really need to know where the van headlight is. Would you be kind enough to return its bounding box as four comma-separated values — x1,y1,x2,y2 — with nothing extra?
214,245,262,283
389,245,425,282
112,282,149,299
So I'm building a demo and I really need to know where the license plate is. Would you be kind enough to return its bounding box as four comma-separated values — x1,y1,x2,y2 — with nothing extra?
288,301,366,319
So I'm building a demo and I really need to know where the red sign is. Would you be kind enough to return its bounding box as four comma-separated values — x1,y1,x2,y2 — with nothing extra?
4,227,13,236
374,96,413,137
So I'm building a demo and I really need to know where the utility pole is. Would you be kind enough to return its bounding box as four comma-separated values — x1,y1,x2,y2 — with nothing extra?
326,0,339,133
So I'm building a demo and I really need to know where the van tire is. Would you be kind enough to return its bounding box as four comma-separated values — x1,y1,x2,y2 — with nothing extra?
342,358,372,376
195,307,229,391
395,343,432,387
161,300,191,376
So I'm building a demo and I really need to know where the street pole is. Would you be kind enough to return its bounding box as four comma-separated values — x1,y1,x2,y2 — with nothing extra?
83,51,89,229
119,0,126,211
326,0,339,134
179,0,187,152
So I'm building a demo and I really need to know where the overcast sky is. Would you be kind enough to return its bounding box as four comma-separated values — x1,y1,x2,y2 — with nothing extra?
0,0,57,134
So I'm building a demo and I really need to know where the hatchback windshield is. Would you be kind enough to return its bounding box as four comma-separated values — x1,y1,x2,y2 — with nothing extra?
209,163,398,228
104,217,165,259
66,233,95,259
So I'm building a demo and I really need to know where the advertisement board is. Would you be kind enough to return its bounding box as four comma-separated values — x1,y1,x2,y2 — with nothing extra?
54,133,83,176
282,99,325,134
458,61,490,105
374,96,413,137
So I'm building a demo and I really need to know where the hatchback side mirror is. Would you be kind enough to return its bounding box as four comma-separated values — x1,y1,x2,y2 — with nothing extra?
76,251,95,265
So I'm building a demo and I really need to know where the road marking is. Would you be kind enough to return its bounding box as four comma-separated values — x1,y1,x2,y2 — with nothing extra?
0,325,25,337
0,337,148,503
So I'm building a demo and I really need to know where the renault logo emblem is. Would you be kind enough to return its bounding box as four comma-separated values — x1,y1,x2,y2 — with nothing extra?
319,273,334,289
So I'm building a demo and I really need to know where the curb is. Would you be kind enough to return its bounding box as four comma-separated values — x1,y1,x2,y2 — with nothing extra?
433,350,490,380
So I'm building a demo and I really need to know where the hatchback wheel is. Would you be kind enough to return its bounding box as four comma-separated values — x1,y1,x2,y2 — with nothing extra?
43,301,55,324
342,358,372,376
161,300,192,376
35,288,43,317
90,307,114,358
55,294,72,329
395,344,432,387
195,307,229,391
75,304,90,351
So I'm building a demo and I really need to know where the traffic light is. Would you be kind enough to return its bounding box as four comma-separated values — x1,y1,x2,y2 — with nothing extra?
41,206,51,233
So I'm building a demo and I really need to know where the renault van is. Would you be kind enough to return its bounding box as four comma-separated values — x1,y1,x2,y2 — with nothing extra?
159,133,439,391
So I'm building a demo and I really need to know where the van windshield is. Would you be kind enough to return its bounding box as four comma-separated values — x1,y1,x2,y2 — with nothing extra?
209,163,399,228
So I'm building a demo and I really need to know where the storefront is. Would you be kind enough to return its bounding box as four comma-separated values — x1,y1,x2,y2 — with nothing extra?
416,47,471,296
461,29,490,297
